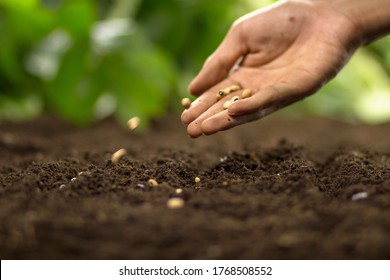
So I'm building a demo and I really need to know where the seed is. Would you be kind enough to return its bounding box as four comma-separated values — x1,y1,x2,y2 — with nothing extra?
167,197,185,209
242,89,252,98
194,177,201,183
216,90,225,101
148,179,158,187
222,181,228,186
227,85,241,92
127,116,140,130
70,177,77,182
181,98,191,109
231,96,240,102
175,188,183,194
111,148,127,163
223,100,232,110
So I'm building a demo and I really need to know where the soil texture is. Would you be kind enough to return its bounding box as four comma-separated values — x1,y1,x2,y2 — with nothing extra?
0,115,389,259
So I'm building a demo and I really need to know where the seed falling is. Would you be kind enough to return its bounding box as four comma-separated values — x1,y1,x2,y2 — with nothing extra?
175,188,183,194
148,179,158,187
111,148,127,163
195,177,201,183
127,116,140,131
242,89,252,98
181,98,191,109
167,197,185,209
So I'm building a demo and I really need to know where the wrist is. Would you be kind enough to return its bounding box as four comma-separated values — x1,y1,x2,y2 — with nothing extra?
309,0,390,44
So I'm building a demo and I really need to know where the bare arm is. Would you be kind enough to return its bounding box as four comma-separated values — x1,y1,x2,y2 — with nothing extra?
181,0,390,138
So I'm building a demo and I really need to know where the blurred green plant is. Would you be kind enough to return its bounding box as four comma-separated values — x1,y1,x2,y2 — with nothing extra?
0,0,389,126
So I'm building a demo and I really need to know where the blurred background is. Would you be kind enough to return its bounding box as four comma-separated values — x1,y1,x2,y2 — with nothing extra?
0,0,389,128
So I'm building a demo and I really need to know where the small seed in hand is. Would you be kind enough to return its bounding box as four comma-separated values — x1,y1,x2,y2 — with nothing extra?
167,197,185,209
127,116,140,130
232,96,240,102
216,90,225,101
195,177,201,183
111,148,127,163
181,98,191,109
223,100,232,110
148,179,158,187
242,89,252,98
227,85,241,92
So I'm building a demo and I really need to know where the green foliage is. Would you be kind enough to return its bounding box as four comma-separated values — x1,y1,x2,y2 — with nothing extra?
0,0,389,126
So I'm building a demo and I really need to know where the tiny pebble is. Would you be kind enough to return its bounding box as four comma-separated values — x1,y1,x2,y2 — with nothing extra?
181,98,191,109
111,148,127,163
351,191,369,201
148,179,158,187
167,197,185,209
195,177,201,183
127,116,140,130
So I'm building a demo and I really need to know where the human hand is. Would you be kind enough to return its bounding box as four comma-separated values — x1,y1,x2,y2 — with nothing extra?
181,0,362,138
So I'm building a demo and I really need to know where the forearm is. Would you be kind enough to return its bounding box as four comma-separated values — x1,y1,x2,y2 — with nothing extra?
309,0,390,44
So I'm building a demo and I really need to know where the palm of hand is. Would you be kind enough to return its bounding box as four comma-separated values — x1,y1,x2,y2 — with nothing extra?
182,1,359,138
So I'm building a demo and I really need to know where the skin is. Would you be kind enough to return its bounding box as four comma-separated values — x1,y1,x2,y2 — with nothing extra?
181,0,390,138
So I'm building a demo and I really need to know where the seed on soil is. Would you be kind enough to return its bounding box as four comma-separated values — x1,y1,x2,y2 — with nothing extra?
241,89,252,98
181,98,191,109
127,116,140,130
195,177,201,183
111,148,127,163
167,197,185,209
175,188,183,194
70,177,77,182
351,191,369,201
59,184,66,189
148,179,158,187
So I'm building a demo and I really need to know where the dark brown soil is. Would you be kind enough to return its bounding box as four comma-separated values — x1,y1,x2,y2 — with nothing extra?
0,115,389,259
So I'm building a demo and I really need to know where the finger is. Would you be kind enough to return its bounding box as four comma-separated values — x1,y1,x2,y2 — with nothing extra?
181,79,242,125
200,107,276,136
188,26,246,96
186,89,244,138
201,84,304,136
227,84,301,116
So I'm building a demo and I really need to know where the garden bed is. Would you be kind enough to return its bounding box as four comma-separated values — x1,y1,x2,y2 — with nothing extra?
0,115,389,259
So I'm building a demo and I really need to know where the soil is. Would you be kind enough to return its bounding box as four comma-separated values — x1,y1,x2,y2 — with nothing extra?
0,114,389,260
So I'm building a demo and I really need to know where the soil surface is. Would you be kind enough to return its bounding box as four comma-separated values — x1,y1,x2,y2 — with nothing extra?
0,115,389,259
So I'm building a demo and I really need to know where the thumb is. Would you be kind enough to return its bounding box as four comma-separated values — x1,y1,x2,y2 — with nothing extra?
188,26,246,96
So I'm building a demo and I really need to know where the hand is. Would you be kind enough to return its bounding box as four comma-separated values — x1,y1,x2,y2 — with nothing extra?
181,0,362,138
